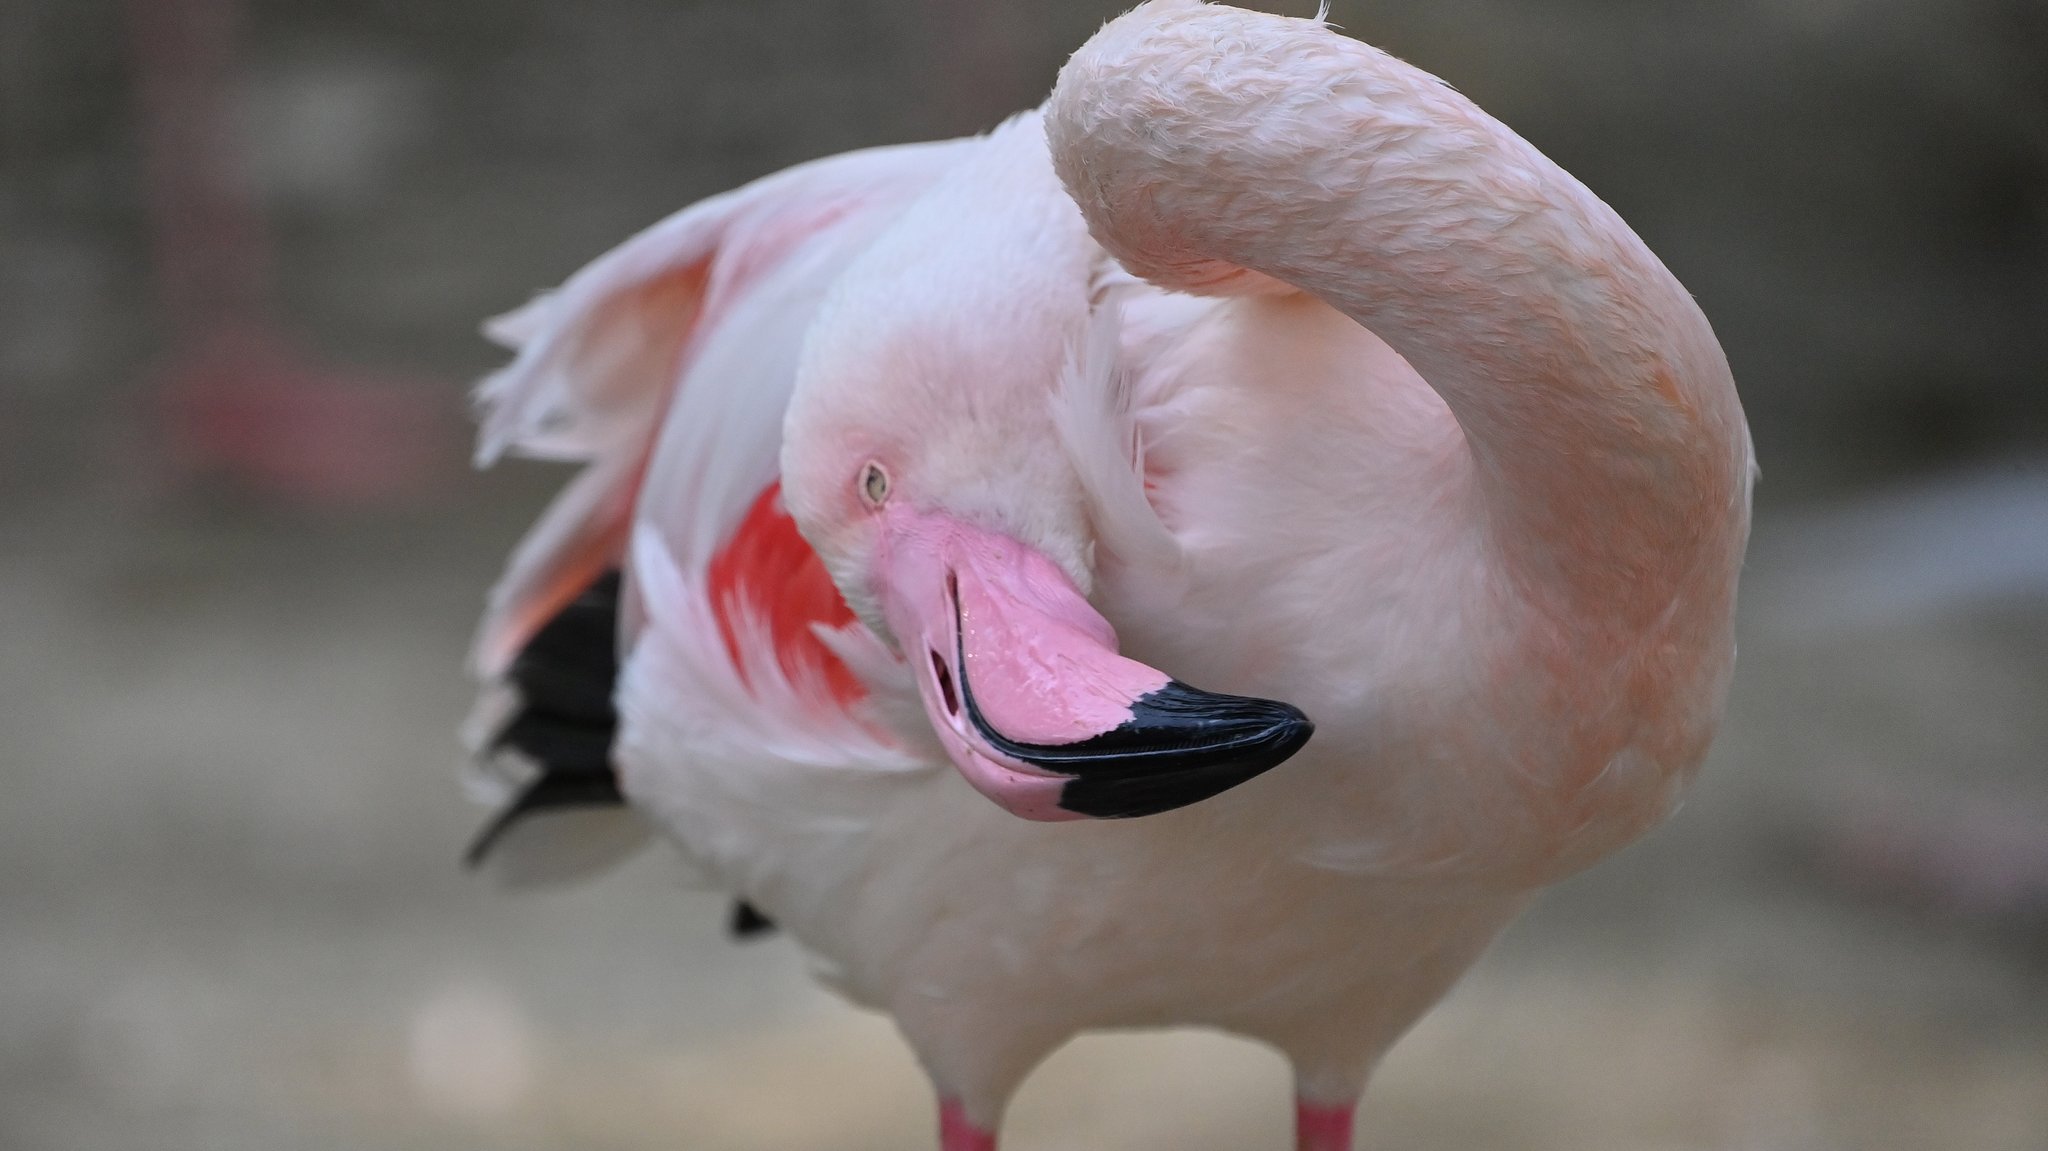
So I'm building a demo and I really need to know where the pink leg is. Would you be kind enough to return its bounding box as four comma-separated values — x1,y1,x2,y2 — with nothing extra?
1296,1099,1355,1151
939,1099,998,1151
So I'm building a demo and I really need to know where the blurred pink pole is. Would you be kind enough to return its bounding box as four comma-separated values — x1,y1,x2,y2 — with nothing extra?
126,0,452,507
128,0,269,343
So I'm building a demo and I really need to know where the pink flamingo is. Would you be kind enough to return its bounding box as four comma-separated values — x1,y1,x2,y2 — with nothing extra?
465,4,1753,1148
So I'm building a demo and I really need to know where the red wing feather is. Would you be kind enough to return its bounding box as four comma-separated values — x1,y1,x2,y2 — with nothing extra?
705,482,864,707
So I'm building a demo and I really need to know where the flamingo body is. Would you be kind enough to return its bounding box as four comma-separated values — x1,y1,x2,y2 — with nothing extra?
467,4,1752,1146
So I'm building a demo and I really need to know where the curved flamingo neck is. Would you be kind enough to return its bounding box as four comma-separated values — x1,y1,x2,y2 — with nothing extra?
1048,3,1750,625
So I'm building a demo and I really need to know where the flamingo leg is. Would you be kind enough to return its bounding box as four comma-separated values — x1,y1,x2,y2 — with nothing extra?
939,1099,998,1151
1295,1099,1356,1151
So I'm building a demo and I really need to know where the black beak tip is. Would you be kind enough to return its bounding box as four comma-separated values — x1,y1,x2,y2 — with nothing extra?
1044,679,1317,820
954,649,1316,820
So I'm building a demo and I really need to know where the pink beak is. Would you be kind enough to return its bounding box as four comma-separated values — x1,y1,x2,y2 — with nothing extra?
873,506,1313,821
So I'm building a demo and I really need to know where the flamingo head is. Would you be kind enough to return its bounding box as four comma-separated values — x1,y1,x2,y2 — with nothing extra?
780,115,1311,822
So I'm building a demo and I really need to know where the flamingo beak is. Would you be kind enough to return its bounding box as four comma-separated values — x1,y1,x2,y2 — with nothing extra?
874,507,1313,821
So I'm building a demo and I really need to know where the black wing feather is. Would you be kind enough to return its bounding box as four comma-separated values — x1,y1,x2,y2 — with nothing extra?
462,570,782,941
464,571,625,867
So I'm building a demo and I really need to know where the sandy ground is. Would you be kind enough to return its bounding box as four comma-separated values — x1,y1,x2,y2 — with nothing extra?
4,422,2047,1151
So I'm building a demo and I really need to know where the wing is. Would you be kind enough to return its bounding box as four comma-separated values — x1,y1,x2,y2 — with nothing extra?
468,137,968,884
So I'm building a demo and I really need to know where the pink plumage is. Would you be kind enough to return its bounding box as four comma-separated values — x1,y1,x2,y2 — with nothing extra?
467,4,1752,1148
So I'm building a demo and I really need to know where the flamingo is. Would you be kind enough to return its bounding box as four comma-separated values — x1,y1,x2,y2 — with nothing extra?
464,4,1754,1148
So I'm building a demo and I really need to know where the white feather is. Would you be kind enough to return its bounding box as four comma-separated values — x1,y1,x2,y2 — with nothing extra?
1052,290,1184,575
614,527,938,907
474,138,971,468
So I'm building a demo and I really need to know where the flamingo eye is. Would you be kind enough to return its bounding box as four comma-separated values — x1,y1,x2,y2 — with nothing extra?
859,462,891,507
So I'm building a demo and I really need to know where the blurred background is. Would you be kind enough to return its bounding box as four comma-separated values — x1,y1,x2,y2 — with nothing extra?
3,1,2046,1147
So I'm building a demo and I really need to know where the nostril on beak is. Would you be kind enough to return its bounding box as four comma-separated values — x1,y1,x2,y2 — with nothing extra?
930,650,958,716
932,568,962,717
